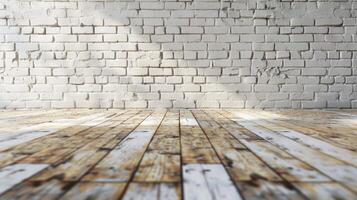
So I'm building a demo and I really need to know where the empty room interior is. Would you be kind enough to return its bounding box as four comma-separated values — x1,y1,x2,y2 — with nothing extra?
0,0,357,199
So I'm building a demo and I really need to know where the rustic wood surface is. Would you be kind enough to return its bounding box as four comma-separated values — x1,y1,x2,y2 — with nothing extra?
0,109,356,200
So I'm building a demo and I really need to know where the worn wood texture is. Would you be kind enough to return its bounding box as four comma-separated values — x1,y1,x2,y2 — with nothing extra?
0,109,355,200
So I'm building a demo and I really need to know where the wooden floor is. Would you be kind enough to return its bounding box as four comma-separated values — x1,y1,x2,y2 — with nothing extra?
0,109,356,200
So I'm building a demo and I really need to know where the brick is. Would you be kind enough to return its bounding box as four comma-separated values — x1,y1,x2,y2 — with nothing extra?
182,27,204,34
254,84,279,92
127,68,148,76
290,35,313,42
125,100,147,108
175,35,201,42
218,100,244,108
140,2,164,10
149,68,172,76
329,68,351,76
316,18,342,26
0,1,355,109
290,18,314,26
196,100,219,108
31,18,57,26
173,100,195,108
149,100,172,108
275,43,308,51
72,27,93,34
231,26,254,33
253,43,274,51
1,84,29,92
151,84,174,92
302,68,327,76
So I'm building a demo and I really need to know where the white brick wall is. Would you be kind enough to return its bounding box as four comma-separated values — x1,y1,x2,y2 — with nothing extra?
0,0,356,109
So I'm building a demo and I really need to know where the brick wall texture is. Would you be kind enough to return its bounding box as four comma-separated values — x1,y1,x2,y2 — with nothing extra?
0,0,356,109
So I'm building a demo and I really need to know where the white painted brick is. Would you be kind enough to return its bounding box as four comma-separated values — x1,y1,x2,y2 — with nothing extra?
78,84,101,92
0,0,355,109
316,18,342,26
254,84,279,92
151,84,174,92
290,18,314,26
220,100,245,108
173,100,195,108
149,100,172,108
31,18,57,26
302,68,327,76
72,27,93,34
125,100,147,108
175,35,201,42
253,43,274,51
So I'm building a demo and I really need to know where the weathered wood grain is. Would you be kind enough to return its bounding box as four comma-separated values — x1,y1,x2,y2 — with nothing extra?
205,110,261,140
0,112,114,152
0,180,69,200
236,180,305,200
293,183,357,200
60,182,126,200
253,110,357,150
134,110,181,182
245,110,357,166
30,111,152,182
0,109,356,200
193,110,280,182
241,140,330,182
82,110,165,182
180,110,220,164
133,151,181,183
0,164,48,195
183,164,242,200
192,110,246,149
122,183,181,200
227,111,357,193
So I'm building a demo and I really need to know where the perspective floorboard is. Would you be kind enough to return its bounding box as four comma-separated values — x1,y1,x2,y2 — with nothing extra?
0,109,356,200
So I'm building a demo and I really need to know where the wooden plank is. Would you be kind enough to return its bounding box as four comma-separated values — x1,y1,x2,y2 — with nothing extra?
180,110,220,164
226,111,357,193
134,110,181,182
20,110,140,165
122,183,181,200
0,180,68,200
192,110,280,182
5,111,122,154
278,129,357,166
30,111,152,182
293,183,357,200
241,140,330,182
133,151,181,183
205,110,331,182
0,112,121,168
0,110,58,122
205,110,261,140
0,112,114,152
195,110,305,200
0,111,153,200
237,110,357,167
217,148,281,182
0,164,48,195
0,152,27,168
147,110,180,154
183,164,242,200
82,110,166,182
236,179,305,200
30,147,108,182
254,110,357,150
0,110,94,137
59,183,126,200
192,110,246,149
